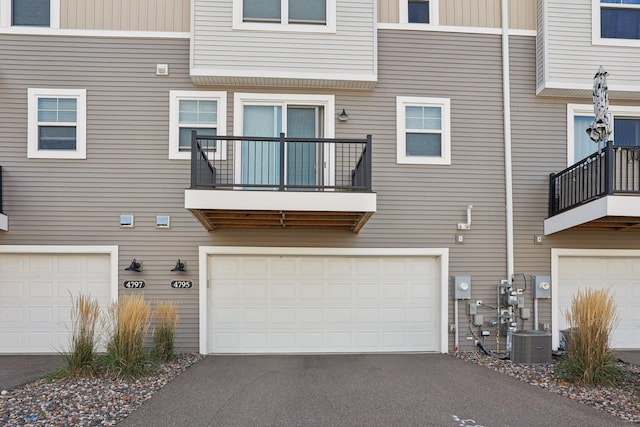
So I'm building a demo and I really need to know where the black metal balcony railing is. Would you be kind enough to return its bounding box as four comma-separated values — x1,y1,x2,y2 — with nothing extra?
190,132,372,192
549,143,640,216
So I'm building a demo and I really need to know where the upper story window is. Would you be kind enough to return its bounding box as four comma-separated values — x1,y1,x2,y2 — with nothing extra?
27,88,87,159
233,0,335,32
0,0,59,29
400,0,438,25
568,104,640,164
600,0,640,39
396,96,450,165
408,0,429,23
169,91,227,160
12,0,49,26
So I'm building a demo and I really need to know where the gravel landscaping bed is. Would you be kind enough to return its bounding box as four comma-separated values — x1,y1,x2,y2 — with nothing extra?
454,351,640,423
0,353,203,426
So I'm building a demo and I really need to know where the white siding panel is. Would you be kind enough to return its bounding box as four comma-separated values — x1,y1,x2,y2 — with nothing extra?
540,0,640,97
191,0,376,85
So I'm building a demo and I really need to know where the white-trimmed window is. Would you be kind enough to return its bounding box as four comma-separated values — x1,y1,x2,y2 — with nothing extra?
169,90,227,160
567,103,640,165
593,0,640,45
232,0,336,32
0,0,60,28
400,0,438,25
27,88,86,159
397,96,450,165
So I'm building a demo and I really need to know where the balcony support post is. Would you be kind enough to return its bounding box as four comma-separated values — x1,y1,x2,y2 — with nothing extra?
605,140,614,195
548,173,555,217
365,135,372,192
279,132,286,191
190,130,198,189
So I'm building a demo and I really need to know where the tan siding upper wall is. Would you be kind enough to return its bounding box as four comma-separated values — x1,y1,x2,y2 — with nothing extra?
378,0,399,23
377,0,536,30
60,0,190,32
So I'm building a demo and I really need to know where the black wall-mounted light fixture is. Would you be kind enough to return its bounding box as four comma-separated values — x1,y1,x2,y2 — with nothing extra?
171,259,186,272
338,108,349,122
125,259,142,272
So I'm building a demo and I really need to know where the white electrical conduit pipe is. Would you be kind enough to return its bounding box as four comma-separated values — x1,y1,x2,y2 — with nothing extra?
454,299,459,352
502,0,515,281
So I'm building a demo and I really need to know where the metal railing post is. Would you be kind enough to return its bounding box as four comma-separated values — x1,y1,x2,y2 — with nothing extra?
548,173,556,217
279,133,286,191
190,130,198,188
605,140,614,195
365,134,372,192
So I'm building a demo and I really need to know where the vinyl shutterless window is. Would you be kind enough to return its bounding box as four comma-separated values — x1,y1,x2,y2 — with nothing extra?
601,0,640,39
178,99,218,151
169,91,227,160
568,104,640,164
397,96,451,165
243,0,326,24
408,0,430,23
12,0,50,26
27,88,86,159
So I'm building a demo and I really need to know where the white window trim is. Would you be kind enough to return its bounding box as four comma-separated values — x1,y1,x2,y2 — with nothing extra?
0,0,59,28
232,0,336,33
27,88,86,159
396,96,450,165
232,92,335,185
399,0,439,25
567,103,640,166
169,90,227,160
592,0,640,47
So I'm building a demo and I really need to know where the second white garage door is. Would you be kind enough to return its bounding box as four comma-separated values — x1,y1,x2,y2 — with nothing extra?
0,252,114,354
556,254,640,349
207,254,442,353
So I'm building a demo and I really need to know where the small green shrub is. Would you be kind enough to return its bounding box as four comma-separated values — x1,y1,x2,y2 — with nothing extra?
100,294,153,378
57,293,101,377
152,302,180,362
556,288,621,385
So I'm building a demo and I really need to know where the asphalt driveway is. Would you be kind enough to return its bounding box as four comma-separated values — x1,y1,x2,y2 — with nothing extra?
120,354,625,427
0,355,63,391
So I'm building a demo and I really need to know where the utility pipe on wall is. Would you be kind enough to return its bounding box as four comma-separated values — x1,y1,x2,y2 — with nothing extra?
501,0,515,280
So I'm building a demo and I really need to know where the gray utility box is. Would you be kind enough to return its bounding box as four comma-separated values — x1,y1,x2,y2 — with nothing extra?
510,331,552,364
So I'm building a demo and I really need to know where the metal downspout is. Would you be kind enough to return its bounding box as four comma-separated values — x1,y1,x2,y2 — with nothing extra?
502,0,515,281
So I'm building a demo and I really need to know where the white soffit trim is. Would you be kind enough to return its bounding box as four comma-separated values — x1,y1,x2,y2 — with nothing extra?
551,248,640,349
0,245,119,302
544,196,640,235
185,189,377,213
190,67,377,83
377,23,536,36
0,27,190,38
198,246,450,354
0,213,7,231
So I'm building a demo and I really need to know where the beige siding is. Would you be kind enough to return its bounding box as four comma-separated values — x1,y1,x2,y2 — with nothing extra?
440,0,501,27
378,0,399,23
60,0,190,32
378,0,536,30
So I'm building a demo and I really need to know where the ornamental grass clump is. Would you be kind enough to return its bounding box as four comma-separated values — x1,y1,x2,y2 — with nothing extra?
556,288,620,385
152,301,179,362
59,293,101,377
101,294,153,378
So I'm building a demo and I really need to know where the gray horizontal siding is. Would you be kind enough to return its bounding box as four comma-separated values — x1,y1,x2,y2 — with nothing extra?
4,31,640,353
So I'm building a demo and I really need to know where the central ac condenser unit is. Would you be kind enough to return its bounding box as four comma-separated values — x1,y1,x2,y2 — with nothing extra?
510,331,552,364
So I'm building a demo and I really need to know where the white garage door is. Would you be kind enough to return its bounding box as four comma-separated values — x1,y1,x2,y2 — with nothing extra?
207,255,440,353
558,256,640,349
0,254,112,353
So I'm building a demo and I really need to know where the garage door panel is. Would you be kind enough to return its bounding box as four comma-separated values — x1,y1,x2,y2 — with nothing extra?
208,255,440,353
0,254,112,354
559,256,640,349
